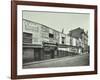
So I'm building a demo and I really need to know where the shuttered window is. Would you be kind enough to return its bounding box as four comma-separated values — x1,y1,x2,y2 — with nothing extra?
23,32,32,43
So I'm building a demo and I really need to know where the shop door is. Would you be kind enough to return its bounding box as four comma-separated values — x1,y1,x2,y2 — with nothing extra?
34,49,41,61
44,51,51,60
23,48,34,63
51,50,55,59
44,50,55,60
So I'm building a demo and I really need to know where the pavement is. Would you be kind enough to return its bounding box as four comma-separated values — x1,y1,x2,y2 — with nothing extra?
23,54,89,69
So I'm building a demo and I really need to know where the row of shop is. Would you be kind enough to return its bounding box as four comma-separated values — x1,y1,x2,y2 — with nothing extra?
22,19,88,64
23,42,82,63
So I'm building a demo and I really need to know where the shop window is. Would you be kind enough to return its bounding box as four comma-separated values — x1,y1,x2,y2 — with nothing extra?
23,32,32,43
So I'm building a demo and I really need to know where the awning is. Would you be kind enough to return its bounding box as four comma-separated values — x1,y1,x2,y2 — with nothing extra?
58,48,68,51
23,44,42,48
43,46,57,51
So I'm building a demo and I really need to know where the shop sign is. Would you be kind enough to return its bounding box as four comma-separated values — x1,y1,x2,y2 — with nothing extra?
58,48,68,51
25,22,39,32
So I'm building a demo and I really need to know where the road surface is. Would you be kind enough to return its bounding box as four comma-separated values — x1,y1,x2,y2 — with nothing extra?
23,54,89,69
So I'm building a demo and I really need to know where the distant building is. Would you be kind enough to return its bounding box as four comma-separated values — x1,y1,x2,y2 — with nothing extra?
68,27,88,54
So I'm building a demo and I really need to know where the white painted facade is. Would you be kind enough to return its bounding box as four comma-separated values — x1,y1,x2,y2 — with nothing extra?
65,35,70,45
59,33,66,44
23,19,87,54
23,19,42,45
23,19,60,45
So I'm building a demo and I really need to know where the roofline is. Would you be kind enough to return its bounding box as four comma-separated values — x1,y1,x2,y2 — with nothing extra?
69,27,84,32
23,18,66,35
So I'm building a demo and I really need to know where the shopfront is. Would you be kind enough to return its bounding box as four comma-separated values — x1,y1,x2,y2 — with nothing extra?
23,44,43,63
43,42,58,60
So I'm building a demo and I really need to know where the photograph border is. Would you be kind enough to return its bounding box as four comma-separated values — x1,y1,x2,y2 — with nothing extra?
11,1,97,79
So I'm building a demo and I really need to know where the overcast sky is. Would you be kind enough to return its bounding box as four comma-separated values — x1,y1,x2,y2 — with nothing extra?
23,11,90,34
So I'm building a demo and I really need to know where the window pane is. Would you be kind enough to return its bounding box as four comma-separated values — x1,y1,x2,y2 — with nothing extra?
49,33,54,38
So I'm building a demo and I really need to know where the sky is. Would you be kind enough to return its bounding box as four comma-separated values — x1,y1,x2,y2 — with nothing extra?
22,11,90,34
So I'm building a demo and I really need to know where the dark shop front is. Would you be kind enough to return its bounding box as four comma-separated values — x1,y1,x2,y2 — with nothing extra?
43,42,58,60
23,43,58,63
23,44,43,63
